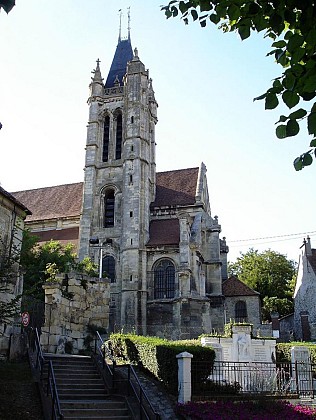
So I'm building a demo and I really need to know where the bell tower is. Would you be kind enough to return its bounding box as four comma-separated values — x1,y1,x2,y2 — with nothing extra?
79,28,158,333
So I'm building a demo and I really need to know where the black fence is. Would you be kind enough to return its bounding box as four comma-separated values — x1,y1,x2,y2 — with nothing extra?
191,360,316,400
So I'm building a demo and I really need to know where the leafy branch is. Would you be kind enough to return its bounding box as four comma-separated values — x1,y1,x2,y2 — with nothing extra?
162,0,316,170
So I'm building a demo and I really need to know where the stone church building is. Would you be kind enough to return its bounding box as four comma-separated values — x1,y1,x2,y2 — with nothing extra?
14,33,231,339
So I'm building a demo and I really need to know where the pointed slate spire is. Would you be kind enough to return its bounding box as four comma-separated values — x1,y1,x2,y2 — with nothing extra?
105,38,133,88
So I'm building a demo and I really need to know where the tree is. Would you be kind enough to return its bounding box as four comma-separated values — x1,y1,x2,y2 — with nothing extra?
229,248,297,320
20,231,98,300
162,0,316,170
0,232,22,323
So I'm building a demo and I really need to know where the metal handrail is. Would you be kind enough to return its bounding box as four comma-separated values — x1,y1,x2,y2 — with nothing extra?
47,360,63,420
95,331,160,420
95,331,116,390
128,364,160,420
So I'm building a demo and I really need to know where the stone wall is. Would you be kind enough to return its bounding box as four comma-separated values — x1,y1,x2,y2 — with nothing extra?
41,273,110,354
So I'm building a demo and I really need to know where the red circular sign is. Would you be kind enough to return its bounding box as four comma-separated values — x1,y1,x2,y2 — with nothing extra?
21,312,30,327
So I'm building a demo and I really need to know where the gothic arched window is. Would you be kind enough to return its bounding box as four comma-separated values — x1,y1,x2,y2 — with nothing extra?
115,113,122,160
102,115,110,162
104,189,115,227
154,259,175,299
102,255,115,283
235,300,248,323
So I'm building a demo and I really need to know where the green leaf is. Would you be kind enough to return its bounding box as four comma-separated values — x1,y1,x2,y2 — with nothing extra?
286,119,300,136
276,124,287,139
191,9,198,21
284,30,293,41
200,19,207,27
291,47,305,63
272,40,286,48
303,152,313,166
238,25,251,40
265,92,279,109
303,75,316,93
310,138,316,147
282,90,299,108
288,108,307,120
282,72,296,90
228,4,240,20
171,6,178,17
308,112,316,135
293,156,303,171
209,13,220,24
287,33,304,53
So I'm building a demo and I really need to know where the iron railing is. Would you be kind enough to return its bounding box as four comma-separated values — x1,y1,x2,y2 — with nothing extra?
47,360,63,420
191,360,316,400
127,364,160,420
95,331,160,420
32,328,63,420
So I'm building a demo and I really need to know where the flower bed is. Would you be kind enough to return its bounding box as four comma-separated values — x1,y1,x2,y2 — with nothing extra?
176,400,316,419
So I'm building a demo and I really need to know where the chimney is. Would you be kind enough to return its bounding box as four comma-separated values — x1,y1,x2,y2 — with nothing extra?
305,236,312,256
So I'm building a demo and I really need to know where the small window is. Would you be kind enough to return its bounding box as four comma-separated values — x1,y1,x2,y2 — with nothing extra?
131,116,134,123
102,116,110,162
154,259,175,299
129,175,133,184
130,211,133,217
104,189,115,227
235,301,248,323
102,255,115,283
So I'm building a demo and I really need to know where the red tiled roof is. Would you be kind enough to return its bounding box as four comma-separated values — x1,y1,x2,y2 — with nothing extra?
32,227,79,250
147,219,179,246
223,275,260,297
308,249,316,274
12,182,83,222
152,167,199,207
12,166,199,223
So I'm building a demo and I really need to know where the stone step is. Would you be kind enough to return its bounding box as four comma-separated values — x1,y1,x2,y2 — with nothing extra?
54,372,101,379
61,407,129,417
60,400,131,420
59,393,108,400
57,383,105,390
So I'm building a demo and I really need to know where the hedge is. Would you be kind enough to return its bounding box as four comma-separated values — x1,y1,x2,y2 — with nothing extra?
107,333,215,394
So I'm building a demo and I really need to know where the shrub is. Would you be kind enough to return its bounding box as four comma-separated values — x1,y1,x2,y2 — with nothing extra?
107,333,215,394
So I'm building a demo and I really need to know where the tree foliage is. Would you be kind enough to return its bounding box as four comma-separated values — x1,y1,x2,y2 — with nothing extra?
162,0,316,170
0,232,22,323
20,231,98,300
0,0,15,14
229,248,297,320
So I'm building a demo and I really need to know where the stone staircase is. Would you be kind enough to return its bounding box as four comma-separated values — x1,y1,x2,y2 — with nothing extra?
44,354,132,420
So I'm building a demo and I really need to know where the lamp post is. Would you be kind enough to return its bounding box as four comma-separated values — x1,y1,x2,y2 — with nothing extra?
89,237,103,279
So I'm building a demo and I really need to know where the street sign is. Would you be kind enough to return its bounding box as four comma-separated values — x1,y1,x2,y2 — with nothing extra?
21,311,30,327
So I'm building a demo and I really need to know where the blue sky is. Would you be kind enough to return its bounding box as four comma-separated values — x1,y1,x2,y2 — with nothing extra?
0,0,315,263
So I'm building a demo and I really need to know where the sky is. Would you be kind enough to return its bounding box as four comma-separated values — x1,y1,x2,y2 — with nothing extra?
0,0,315,264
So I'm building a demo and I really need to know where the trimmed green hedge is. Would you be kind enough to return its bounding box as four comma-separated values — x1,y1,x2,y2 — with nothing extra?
107,334,215,394
276,342,316,364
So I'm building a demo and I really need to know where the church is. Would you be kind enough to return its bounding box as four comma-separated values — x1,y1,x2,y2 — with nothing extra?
13,31,230,339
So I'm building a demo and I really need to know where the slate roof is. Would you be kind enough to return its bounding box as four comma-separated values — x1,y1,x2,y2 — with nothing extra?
147,219,180,246
0,185,31,215
12,182,83,222
308,249,316,274
222,275,260,297
105,39,133,88
152,167,199,207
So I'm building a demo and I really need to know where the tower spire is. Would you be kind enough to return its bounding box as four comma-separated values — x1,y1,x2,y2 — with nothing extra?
118,9,122,42
127,7,131,42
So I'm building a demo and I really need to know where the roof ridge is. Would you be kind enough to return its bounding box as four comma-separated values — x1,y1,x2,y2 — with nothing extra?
12,181,83,194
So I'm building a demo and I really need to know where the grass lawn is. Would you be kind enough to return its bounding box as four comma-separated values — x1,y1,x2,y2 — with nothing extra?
0,360,43,420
